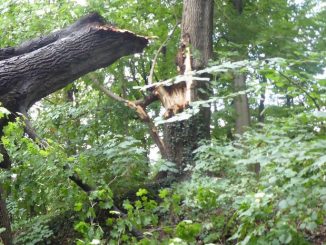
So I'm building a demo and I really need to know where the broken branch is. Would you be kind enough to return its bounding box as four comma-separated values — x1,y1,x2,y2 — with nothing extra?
89,75,167,158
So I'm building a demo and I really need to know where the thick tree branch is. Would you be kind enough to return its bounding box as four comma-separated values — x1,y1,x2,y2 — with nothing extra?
0,14,148,243
0,13,106,61
134,94,158,108
0,13,148,113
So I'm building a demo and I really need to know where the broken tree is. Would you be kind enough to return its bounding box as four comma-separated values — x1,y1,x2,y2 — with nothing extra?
0,1,215,241
158,0,213,178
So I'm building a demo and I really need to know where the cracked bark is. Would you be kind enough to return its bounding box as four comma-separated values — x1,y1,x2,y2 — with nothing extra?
0,13,148,113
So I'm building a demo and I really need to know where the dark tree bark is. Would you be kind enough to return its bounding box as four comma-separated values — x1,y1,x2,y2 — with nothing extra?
163,0,213,178
232,0,244,14
0,118,13,245
0,141,11,169
0,186,12,245
0,13,148,113
258,75,266,123
0,13,148,245
0,13,106,62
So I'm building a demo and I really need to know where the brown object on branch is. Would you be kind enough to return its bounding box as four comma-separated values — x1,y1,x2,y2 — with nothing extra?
0,12,148,113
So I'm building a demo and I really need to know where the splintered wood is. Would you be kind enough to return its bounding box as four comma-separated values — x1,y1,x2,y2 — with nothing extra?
154,33,194,119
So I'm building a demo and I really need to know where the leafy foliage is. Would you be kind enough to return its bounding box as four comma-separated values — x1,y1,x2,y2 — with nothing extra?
184,112,326,244
0,0,325,244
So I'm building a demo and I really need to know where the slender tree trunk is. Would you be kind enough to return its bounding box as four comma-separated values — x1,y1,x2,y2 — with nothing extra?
163,0,213,178
0,119,13,245
258,75,266,123
286,94,293,107
233,73,250,135
233,74,260,173
0,185,13,245
231,1,259,173
231,0,250,136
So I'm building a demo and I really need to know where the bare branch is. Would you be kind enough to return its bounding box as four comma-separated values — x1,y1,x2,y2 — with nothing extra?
90,75,167,158
278,72,321,111
148,23,179,85
90,75,128,103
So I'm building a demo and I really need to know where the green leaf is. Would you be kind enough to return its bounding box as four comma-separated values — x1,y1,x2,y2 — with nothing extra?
306,222,317,231
284,169,296,178
74,221,90,234
279,233,292,244
313,155,326,169
159,188,169,199
136,188,148,197
175,221,202,242
74,202,83,212
0,107,10,118
278,200,288,210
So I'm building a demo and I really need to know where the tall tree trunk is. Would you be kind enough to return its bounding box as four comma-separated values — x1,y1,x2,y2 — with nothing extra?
0,185,13,245
258,75,266,123
163,0,213,178
233,73,250,135
231,0,250,136
231,1,258,173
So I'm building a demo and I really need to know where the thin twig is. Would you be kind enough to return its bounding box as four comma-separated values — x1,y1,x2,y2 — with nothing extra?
108,169,128,186
278,72,321,111
148,23,179,85
90,75,127,103
129,59,146,97
18,107,49,148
